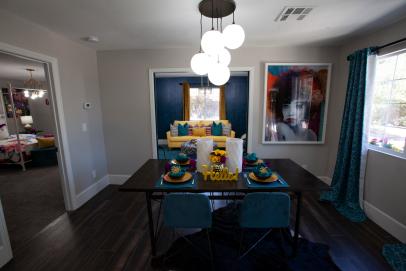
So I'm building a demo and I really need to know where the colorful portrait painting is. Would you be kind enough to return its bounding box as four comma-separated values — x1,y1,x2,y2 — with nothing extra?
262,63,331,144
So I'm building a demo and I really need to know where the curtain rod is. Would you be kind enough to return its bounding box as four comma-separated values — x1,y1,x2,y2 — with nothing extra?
373,37,406,52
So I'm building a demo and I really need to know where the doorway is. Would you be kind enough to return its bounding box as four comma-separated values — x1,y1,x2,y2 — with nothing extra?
0,50,68,254
149,68,254,160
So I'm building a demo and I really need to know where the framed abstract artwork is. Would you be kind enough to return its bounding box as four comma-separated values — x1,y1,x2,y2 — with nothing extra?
262,63,331,144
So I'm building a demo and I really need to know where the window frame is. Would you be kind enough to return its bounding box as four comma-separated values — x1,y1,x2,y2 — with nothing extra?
189,86,221,121
367,49,406,159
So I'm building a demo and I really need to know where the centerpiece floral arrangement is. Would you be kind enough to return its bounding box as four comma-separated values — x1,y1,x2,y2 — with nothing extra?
210,149,227,171
210,149,227,164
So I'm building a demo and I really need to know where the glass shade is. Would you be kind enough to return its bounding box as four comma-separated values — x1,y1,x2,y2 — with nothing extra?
208,63,230,86
191,52,211,75
223,24,245,50
201,30,224,55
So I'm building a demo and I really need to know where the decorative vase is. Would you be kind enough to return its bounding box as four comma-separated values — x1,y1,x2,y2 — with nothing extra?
197,138,213,173
226,138,243,173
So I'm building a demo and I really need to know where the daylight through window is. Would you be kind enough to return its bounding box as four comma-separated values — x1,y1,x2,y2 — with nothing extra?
189,87,220,120
369,50,406,155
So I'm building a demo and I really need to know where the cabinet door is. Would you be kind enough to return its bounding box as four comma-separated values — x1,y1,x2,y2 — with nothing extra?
0,198,12,268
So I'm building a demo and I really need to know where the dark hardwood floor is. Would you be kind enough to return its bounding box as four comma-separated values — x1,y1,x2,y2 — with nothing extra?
0,165,65,250
1,185,398,271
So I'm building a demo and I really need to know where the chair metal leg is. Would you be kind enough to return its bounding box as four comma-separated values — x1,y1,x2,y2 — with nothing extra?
239,229,272,260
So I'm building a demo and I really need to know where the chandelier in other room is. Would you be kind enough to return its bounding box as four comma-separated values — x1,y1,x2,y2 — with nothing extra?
190,0,245,86
23,68,46,100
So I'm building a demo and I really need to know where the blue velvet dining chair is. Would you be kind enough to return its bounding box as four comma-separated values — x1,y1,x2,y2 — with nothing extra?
162,193,214,269
238,192,291,259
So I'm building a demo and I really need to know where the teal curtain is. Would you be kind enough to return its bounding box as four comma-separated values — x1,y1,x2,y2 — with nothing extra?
320,47,376,222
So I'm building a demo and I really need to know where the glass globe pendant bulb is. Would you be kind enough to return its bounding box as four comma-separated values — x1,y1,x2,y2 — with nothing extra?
190,52,211,75
216,48,231,66
201,30,224,55
23,90,30,97
208,63,230,86
38,90,45,98
223,24,245,50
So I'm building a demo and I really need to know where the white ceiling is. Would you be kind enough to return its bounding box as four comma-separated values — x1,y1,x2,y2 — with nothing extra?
0,52,45,81
1,0,406,51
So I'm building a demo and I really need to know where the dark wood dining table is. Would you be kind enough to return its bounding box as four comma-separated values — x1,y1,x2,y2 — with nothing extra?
120,158,330,256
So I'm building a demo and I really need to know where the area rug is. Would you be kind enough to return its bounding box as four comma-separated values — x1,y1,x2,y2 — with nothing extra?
383,244,406,271
151,203,340,271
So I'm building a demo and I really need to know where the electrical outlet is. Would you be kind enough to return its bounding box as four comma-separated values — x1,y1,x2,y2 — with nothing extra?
91,170,97,179
82,123,88,132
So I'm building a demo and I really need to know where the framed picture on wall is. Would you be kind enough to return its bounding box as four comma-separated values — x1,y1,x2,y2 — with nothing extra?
262,63,331,144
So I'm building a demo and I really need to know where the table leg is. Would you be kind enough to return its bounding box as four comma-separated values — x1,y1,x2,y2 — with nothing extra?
146,192,157,256
293,191,302,257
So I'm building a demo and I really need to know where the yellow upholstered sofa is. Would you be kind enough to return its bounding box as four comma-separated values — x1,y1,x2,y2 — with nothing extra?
167,120,235,149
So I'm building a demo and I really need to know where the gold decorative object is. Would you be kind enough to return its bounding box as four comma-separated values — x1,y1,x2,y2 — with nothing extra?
201,164,239,181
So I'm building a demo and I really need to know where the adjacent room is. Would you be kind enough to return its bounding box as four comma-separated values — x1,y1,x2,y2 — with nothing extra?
0,0,405,271
154,72,249,160
0,52,65,252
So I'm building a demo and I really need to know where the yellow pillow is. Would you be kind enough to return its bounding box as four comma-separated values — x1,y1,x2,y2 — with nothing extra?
37,137,55,148
192,127,206,137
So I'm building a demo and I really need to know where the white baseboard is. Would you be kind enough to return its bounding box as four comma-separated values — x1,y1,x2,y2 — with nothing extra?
318,176,332,185
364,201,406,243
74,175,110,209
109,174,131,185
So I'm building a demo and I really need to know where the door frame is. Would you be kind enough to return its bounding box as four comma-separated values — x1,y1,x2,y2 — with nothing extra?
0,41,76,211
148,67,254,158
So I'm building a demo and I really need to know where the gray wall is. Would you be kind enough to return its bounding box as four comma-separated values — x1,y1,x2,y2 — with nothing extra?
327,18,406,225
0,10,108,196
97,47,340,176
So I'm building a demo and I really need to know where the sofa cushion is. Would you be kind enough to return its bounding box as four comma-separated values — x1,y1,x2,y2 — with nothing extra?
212,122,223,136
174,120,200,127
192,127,206,137
170,136,200,142
178,123,189,136
170,124,178,136
199,120,229,126
222,123,232,136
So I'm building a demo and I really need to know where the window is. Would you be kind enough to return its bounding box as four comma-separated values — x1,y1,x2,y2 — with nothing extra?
189,87,220,120
369,50,406,156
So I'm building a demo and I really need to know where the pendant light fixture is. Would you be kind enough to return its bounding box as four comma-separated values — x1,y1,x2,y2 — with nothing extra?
190,0,245,86
23,68,46,100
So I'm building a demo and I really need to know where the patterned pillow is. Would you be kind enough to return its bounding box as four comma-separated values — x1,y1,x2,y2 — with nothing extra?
170,124,178,137
178,123,189,136
222,123,232,136
188,124,198,135
203,126,212,136
212,122,223,136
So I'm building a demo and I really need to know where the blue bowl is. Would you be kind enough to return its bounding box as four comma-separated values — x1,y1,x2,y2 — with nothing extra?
245,153,258,163
253,164,272,179
176,152,189,163
169,165,186,178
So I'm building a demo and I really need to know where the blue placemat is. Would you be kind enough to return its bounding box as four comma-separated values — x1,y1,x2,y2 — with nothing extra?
243,172,289,188
242,166,257,173
155,174,197,189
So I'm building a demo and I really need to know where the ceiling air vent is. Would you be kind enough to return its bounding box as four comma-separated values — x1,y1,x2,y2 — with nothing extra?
275,6,313,22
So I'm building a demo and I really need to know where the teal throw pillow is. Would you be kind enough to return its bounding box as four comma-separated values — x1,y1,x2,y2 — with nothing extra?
212,122,223,136
178,123,189,136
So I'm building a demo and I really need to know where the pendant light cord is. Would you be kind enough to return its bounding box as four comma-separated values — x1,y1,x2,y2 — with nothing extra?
232,12,235,24
211,0,214,30
199,13,203,52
